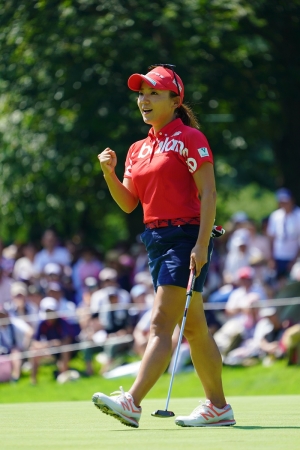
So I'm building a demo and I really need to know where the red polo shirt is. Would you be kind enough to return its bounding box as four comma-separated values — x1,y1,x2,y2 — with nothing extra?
124,119,214,223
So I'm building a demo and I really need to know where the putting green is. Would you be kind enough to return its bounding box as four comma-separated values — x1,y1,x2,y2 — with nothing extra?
1,396,300,449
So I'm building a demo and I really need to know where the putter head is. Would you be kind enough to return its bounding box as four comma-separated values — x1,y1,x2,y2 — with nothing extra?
151,409,175,418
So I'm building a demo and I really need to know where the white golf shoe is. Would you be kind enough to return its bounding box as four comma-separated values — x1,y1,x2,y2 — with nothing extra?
92,386,141,428
175,399,236,427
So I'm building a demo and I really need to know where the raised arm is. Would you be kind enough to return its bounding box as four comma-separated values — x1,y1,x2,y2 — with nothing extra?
98,148,139,213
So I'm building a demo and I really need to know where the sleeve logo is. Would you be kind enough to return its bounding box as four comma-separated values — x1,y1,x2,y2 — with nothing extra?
198,147,209,157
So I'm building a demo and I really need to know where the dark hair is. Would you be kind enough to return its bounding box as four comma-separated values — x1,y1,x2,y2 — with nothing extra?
170,92,200,129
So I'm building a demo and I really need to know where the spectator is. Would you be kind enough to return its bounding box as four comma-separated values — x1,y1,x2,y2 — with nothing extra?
72,247,103,305
33,229,71,277
10,281,39,332
223,231,263,284
0,264,13,309
128,284,150,329
44,282,80,338
30,297,74,384
90,267,131,314
0,239,16,277
81,286,133,375
267,188,300,280
225,267,266,318
213,267,266,357
0,305,33,382
259,308,292,365
13,242,37,282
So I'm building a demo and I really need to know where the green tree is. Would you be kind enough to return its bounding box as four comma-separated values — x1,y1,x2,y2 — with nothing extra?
0,0,299,248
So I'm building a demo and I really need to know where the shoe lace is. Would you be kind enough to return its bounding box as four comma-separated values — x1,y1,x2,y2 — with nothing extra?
110,386,127,399
191,400,209,417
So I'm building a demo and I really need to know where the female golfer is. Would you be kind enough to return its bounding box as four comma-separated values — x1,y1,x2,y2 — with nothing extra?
92,64,235,428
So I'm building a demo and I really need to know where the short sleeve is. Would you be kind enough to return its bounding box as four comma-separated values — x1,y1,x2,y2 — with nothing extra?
184,129,214,174
124,145,135,178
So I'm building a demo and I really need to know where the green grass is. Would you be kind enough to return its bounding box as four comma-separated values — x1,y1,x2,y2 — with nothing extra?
0,356,300,403
1,396,300,449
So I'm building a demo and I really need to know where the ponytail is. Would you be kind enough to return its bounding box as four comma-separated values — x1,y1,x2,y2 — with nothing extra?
175,104,200,129
170,92,200,129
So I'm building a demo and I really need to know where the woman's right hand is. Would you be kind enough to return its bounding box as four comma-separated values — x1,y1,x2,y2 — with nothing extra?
98,148,117,176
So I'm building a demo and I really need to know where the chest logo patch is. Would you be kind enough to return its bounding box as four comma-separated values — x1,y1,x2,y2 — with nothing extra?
198,147,209,157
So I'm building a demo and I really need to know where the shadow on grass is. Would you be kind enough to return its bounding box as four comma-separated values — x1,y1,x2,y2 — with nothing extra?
112,426,300,431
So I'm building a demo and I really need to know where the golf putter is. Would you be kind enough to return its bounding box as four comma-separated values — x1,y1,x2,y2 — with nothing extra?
151,268,196,418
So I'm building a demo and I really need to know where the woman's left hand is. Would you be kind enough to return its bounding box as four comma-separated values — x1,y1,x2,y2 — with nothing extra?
190,244,208,277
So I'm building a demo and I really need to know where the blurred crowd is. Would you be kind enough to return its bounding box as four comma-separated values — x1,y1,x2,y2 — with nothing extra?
1,187,300,384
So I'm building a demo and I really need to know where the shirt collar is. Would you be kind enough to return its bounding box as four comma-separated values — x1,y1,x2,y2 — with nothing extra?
148,118,183,139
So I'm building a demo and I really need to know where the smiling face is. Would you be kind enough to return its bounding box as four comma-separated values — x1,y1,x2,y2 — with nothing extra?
137,82,180,133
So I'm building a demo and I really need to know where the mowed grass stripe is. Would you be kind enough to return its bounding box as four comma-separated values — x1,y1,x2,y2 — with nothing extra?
1,396,300,450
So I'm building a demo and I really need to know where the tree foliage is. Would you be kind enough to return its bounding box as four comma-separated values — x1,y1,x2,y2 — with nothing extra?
0,0,299,247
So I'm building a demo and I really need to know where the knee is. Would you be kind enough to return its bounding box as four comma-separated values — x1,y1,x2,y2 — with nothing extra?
150,311,175,337
184,322,209,343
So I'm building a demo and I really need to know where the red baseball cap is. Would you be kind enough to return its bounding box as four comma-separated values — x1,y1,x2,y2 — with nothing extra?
128,66,184,103
237,266,255,280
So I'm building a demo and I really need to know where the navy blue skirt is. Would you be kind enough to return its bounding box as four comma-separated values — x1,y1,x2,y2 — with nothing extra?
140,225,213,292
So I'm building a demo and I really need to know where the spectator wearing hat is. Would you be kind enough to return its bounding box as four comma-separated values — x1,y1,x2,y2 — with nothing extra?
267,188,300,280
128,284,151,330
223,230,264,284
81,286,133,376
30,297,74,384
89,267,131,314
13,242,37,282
213,268,267,359
10,281,38,332
44,282,80,338
225,267,266,319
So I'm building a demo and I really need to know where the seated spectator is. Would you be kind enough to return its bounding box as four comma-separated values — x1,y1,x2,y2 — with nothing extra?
81,287,133,376
0,305,33,382
223,230,263,284
225,266,266,319
259,308,293,365
132,309,152,358
10,281,39,332
90,267,131,314
0,264,13,309
282,322,300,365
72,247,103,305
0,239,16,277
213,267,267,357
30,297,74,384
45,282,80,338
128,284,150,330
13,242,37,282
33,229,71,277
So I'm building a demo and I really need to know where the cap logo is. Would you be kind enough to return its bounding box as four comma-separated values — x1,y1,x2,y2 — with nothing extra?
152,72,165,79
144,75,157,86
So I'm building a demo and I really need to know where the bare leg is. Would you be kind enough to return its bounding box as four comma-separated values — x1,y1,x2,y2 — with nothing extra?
129,285,187,406
129,286,226,408
183,291,226,408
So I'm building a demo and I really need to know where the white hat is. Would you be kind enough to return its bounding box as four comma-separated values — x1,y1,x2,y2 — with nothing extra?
40,297,58,312
44,263,62,275
259,307,277,318
11,281,28,297
99,267,118,281
130,284,148,299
